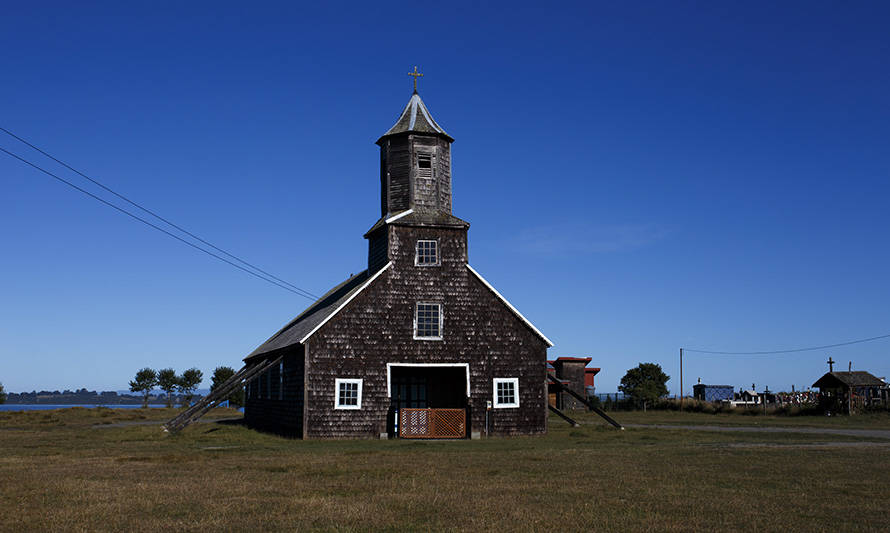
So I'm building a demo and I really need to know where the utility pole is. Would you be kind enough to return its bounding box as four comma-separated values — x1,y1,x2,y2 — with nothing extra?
679,348,683,406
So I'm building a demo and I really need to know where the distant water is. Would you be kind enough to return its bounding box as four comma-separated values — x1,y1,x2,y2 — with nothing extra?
0,404,168,412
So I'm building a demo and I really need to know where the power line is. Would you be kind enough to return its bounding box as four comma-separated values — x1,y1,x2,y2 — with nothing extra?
1,126,318,300
683,332,890,355
0,145,318,300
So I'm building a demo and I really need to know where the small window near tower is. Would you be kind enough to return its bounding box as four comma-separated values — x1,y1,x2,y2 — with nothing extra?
334,378,362,410
414,302,442,340
279,360,284,401
415,240,439,266
417,154,433,178
493,378,520,408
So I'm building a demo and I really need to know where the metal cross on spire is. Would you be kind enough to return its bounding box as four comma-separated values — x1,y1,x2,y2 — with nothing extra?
408,66,423,92
827,356,835,372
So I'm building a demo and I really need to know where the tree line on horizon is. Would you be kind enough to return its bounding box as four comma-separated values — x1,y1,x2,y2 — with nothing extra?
129,366,243,408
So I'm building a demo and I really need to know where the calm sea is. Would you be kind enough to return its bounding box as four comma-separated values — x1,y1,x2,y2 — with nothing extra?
0,404,168,412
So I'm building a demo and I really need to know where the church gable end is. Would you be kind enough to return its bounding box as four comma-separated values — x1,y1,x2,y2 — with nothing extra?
245,77,551,439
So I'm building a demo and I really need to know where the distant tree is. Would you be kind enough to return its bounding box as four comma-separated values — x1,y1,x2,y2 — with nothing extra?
0,382,6,404
157,368,179,408
177,368,203,407
619,363,670,411
211,366,244,407
128,368,158,408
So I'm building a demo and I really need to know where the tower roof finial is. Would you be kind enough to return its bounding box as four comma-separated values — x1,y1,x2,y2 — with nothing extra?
408,66,423,93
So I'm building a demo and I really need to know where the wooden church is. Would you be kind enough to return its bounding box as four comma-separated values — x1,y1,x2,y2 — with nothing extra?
240,79,553,439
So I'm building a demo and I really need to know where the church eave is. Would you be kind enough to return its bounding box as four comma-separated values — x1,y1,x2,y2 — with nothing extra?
376,129,454,146
364,210,470,238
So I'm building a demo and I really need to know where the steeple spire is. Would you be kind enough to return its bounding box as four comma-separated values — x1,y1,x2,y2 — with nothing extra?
378,91,452,143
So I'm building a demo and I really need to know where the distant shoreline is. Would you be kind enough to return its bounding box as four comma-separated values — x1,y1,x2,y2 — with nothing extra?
1,404,170,412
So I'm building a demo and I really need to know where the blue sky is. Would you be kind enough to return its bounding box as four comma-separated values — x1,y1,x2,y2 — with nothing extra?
1,1,889,395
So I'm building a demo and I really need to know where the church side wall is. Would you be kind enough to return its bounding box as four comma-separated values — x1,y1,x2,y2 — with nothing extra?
303,225,548,439
244,346,305,437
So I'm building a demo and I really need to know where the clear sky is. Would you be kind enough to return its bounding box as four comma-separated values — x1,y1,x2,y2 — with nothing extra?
1,1,889,395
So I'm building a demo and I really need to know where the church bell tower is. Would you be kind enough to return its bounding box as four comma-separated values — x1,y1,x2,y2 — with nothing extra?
365,70,470,273
376,88,455,216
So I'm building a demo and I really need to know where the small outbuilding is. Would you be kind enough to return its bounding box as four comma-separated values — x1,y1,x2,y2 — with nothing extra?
729,389,760,407
692,384,733,403
812,371,888,414
547,357,598,409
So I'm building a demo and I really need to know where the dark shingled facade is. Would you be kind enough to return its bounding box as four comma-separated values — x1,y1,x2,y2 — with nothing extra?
244,90,552,438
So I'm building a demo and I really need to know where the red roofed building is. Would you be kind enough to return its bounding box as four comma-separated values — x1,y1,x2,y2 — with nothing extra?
547,357,600,409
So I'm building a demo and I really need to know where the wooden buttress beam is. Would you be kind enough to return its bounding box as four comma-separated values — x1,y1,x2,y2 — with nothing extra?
547,374,624,430
164,355,282,433
548,404,580,427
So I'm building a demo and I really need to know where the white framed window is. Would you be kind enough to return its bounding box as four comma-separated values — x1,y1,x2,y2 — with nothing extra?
493,378,520,408
414,302,443,340
415,240,439,266
278,360,284,401
334,378,363,410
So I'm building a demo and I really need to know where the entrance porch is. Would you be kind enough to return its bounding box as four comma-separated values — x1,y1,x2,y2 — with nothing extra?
386,363,469,438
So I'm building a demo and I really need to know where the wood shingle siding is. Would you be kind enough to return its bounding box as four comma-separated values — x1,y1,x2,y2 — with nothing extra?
302,229,547,438
384,137,411,213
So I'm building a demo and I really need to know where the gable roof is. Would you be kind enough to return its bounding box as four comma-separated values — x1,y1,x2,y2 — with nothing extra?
466,264,554,347
812,371,886,389
378,92,453,143
245,263,392,360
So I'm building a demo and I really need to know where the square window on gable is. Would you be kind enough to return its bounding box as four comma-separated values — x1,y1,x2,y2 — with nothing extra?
415,240,439,266
414,302,442,340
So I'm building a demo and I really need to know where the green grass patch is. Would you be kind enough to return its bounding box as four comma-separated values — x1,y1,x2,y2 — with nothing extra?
0,407,888,531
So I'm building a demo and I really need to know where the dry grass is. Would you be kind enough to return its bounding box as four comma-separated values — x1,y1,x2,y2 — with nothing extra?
1,407,888,532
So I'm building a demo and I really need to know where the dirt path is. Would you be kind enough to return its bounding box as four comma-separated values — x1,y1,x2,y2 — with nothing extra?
625,423,890,440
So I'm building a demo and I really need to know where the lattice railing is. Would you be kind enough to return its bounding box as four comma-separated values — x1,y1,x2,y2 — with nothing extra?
399,408,466,439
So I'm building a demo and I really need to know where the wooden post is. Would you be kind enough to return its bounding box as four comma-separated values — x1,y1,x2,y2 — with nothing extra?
679,348,683,407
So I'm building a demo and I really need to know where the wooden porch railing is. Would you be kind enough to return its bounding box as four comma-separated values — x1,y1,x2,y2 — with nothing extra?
399,408,466,439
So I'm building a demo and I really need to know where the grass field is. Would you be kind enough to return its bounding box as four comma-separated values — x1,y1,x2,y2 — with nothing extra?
1,407,888,532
